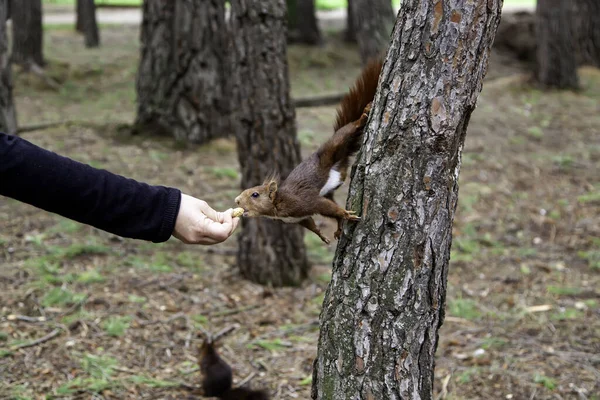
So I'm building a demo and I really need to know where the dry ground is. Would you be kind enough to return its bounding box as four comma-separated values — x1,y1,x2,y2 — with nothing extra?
1,25,599,400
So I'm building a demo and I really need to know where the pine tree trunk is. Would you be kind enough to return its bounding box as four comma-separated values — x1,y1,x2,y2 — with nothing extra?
10,0,44,68
135,0,229,143
572,0,600,67
230,0,309,287
345,0,356,43
76,0,84,33
288,0,322,45
0,0,16,135
535,0,579,89
350,0,394,64
80,0,100,48
311,1,504,398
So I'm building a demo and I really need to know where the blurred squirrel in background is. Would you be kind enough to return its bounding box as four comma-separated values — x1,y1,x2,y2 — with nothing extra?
199,337,269,399
234,58,383,244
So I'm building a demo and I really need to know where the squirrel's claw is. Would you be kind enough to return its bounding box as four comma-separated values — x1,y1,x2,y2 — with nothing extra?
344,210,361,221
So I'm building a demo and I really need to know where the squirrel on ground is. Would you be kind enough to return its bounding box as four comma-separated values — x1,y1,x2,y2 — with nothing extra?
234,58,383,244
199,338,269,400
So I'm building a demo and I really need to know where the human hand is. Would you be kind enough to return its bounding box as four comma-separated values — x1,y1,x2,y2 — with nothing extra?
173,194,240,245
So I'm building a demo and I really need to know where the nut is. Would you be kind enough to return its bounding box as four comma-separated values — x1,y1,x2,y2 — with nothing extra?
232,207,245,218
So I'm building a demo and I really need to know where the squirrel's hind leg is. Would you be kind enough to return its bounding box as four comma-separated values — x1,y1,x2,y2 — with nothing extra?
299,217,330,244
313,197,360,239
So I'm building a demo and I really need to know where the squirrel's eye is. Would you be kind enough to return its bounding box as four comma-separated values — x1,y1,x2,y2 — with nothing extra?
251,192,259,198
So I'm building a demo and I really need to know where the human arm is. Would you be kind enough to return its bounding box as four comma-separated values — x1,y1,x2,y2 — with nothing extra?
0,133,238,243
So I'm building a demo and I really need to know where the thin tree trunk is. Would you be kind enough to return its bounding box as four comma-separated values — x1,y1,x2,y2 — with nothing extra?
350,0,394,64
288,0,322,45
311,1,504,398
10,0,44,68
76,0,84,33
572,0,600,67
230,0,309,287
80,0,100,48
135,0,229,143
345,0,356,43
0,0,17,135
536,0,579,89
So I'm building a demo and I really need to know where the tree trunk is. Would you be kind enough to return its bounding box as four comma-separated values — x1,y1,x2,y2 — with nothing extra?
76,0,84,33
535,0,579,89
311,0,504,398
0,0,16,135
79,0,100,48
230,0,309,287
572,0,600,67
135,0,229,144
345,0,356,43
350,0,394,64
288,0,322,45
10,0,44,68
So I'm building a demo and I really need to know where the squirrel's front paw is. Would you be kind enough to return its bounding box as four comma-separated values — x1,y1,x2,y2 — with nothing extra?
343,210,361,221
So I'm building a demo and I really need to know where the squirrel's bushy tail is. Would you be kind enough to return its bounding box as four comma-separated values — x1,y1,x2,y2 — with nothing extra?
334,58,383,132
318,58,383,171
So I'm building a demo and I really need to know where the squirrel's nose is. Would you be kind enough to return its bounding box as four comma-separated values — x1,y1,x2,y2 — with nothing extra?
235,196,241,205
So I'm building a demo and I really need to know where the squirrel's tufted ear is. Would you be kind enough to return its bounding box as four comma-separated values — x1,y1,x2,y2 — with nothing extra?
267,180,278,201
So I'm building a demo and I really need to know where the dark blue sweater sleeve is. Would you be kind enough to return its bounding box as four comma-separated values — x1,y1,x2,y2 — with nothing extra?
0,133,181,243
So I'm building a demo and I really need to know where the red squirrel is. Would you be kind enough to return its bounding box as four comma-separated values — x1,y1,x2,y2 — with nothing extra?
234,58,383,244
199,338,269,399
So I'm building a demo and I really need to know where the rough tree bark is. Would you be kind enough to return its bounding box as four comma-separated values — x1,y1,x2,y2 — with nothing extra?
572,0,600,67
311,1,504,399
535,0,579,89
79,0,100,48
135,0,229,143
0,0,17,135
230,0,309,287
350,0,395,64
10,0,44,68
288,0,322,45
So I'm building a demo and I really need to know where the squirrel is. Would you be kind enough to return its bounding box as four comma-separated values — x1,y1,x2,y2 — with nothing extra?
199,338,269,400
234,58,383,244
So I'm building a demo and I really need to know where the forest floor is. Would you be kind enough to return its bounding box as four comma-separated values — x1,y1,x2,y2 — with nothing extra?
1,25,599,400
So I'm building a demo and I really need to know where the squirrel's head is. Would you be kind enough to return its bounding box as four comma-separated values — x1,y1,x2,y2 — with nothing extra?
234,178,279,217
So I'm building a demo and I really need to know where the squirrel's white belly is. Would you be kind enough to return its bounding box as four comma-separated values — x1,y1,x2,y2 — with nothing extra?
319,169,342,196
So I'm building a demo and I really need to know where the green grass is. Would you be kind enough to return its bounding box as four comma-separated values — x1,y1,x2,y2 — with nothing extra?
41,287,86,307
102,316,131,337
76,269,105,284
448,298,481,320
249,338,288,352
127,375,179,388
547,285,582,296
305,233,334,265
533,374,557,390
206,166,238,180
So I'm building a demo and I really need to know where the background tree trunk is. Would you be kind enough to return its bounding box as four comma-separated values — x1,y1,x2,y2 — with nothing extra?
230,0,309,287
10,0,44,68
80,0,100,48
288,0,322,45
311,0,504,398
76,0,84,33
345,0,356,43
572,0,600,67
0,0,16,135
535,0,579,89
350,0,394,64
135,0,229,144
